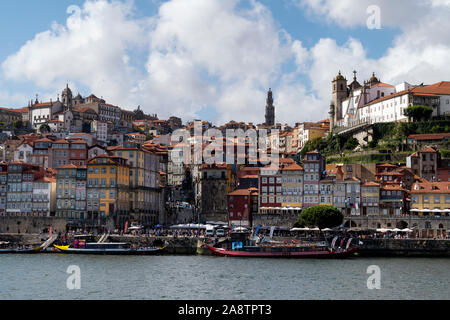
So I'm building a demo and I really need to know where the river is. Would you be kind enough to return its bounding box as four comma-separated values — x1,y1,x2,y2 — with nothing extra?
0,255,448,300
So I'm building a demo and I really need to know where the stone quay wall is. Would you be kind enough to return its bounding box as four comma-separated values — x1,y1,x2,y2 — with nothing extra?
0,217,67,235
358,239,450,257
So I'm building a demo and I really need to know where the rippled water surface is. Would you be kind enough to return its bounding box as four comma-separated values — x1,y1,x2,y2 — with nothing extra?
0,255,449,300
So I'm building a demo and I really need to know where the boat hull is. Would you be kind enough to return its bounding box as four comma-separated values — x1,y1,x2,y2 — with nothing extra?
0,248,41,254
205,244,358,258
53,245,165,255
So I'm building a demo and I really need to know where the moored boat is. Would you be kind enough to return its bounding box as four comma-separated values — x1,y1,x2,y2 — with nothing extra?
53,242,167,255
205,236,358,258
205,243,357,258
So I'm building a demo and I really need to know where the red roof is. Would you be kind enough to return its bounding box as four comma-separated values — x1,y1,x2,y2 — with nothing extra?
408,133,450,141
282,163,304,171
410,182,450,194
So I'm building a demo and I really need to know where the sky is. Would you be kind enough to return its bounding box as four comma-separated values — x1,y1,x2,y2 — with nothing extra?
1,0,450,126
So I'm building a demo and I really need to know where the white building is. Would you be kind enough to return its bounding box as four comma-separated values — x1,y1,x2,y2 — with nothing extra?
331,71,450,129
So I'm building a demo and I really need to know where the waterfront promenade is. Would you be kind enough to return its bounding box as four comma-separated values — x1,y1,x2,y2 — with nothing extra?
1,232,450,257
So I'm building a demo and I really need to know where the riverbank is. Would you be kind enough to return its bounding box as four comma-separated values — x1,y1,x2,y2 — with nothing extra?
1,233,450,257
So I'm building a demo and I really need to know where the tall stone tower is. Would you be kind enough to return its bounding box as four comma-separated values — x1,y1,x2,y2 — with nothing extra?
61,84,73,109
331,71,348,124
265,88,275,127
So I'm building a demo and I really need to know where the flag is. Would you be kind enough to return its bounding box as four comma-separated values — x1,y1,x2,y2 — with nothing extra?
124,221,128,234
49,226,53,238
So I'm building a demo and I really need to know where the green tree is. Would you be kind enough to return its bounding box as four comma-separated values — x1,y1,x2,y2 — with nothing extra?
108,139,118,147
39,123,51,134
13,119,23,129
404,105,433,122
343,137,359,151
298,205,344,229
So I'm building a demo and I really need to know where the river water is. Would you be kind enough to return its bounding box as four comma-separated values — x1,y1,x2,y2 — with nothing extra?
0,254,448,300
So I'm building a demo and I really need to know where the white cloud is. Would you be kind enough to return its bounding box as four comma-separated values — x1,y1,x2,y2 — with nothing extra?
2,0,315,126
3,0,450,127
2,0,147,105
296,0,442,29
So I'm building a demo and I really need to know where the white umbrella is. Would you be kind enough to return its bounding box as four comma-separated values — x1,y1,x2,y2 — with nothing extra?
401,228,413,232
290,228,303,231
321,228,332,231
392,228,401,232
310,227,320,231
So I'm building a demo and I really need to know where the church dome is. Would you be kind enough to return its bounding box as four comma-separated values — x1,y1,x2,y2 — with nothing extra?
369,72,379,84
335,71,345,81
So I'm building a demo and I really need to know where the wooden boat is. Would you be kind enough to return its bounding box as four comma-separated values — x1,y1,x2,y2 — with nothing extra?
206,244,357,258
53,242,167,255
0,247,42,254
205,236,358,258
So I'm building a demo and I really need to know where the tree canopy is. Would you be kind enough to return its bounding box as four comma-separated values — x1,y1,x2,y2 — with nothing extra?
404,105,433,122
39,123,51,133
297,205,344,229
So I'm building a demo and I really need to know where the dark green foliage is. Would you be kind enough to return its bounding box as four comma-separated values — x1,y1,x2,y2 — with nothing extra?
440,149,450,158
39,124,50,133
300,133,343,158
82,122,91,133
404,105,434,122
298,205,344,229
343,137,359,151
108,139,118,146
13,120,23,129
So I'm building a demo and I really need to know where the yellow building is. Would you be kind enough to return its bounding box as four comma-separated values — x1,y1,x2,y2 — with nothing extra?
410,182,450,216
319,179,334,206
108,143,160,226
281,163,304,208
361,182,380,216
87,155,130,228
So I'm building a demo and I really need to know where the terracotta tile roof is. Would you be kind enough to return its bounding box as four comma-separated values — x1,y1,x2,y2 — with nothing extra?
34,138,53,143
411,81,450,95
228,189,252,196
408,133,450,141
53,139,69,144
410,182,450,194
381,185,406,191
57,164,81,169
421,147,437,153
370,82,394,88
282,163,303,171
240,175,258,179
362,181,380,187
378,163,398,167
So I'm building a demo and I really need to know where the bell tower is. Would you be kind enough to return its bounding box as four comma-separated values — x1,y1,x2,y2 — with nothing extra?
331,71,348,123
265,88,275,127
61,84,73,109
